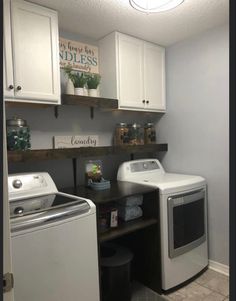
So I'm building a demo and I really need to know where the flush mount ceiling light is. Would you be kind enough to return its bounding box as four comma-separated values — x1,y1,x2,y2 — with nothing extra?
129,0,184,13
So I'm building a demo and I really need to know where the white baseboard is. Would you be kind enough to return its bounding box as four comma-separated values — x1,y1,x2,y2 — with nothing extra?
209,260,229,276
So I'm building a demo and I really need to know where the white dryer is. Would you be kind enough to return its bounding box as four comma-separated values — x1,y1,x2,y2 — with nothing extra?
117,159,208,291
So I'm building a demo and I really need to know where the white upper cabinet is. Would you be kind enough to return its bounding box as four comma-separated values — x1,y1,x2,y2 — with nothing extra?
99,32,166,112
118,34,144,109
4,0,14,98
144,42,165,111
4,0,60,104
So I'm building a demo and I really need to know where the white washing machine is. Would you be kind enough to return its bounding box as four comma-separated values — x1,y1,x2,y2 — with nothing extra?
8,172,100,301
117,159,208,291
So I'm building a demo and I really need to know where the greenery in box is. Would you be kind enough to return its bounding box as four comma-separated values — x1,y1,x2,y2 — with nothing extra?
86,73,101,89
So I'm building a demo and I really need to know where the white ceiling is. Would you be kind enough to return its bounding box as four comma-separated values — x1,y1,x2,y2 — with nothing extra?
30,0,229,46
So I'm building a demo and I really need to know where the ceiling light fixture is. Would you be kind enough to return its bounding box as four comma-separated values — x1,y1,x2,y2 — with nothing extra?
129,0,184,13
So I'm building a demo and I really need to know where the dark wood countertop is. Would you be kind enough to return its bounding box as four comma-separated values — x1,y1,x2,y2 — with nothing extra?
62,180,158,205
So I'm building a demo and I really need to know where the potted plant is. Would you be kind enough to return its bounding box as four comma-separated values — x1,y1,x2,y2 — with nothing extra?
86,74,101,97
71,72,87,96
63,65,74,95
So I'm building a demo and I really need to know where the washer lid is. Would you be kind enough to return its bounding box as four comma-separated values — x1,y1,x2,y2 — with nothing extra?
10,193,90,218
10,193,91,232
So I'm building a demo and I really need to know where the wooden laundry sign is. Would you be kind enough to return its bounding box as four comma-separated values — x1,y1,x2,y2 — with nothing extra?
54,135,99,149
59,37,99,73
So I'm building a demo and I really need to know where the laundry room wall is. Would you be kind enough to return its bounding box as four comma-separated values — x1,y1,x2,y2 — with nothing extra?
157,24,229,267
6,31,162,189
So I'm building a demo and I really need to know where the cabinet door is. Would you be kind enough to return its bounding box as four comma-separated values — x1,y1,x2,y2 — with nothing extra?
144,43,166,111
11,0,60,103
118,33,144,109
3,0,14,98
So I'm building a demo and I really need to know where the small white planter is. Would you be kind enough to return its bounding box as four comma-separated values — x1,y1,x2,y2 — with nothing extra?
74,88,84,96
88,89,98,97
66,78,74,95
83,88,88,96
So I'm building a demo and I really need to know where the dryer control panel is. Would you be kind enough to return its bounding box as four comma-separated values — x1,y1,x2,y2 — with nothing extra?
130,160,160,172
117,159,165,181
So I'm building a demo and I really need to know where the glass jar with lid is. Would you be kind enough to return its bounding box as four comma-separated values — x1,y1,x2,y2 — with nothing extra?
6,117,31,151
128,123,144,145
144,123,156,144
114,123,129,145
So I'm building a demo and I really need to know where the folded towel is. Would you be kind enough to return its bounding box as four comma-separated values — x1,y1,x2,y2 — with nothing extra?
117,195,143,207
117,205,143,222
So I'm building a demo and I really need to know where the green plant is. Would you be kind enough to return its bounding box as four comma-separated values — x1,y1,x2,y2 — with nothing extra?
86,73,101,89
71,72,87,88
63,65,74,81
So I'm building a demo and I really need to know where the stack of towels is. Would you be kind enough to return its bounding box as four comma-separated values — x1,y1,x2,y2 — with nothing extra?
116,195,143,222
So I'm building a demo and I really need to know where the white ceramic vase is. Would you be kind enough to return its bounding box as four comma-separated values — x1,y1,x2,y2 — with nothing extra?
66,78,74,95
74,88,84,96
83,88,88,96
88,89,98,97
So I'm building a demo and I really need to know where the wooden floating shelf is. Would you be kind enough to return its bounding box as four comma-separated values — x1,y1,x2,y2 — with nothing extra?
99,218,158,242
5,94,118,110
7,144,168,163
61,94,118,109
5,101,53,109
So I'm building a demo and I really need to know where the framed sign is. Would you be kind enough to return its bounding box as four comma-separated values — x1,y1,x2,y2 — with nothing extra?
59,38,99,73
54,135,99,149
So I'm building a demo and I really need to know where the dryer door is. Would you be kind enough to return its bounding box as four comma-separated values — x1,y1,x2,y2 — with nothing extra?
168,189,206,258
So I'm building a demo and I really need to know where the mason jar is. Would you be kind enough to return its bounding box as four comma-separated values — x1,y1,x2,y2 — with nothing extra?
144,123,156,144
6,117,31,151
128,123,144,145
114,123,129,145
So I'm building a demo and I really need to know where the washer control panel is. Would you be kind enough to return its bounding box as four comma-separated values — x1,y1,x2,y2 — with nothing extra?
8,173,58,201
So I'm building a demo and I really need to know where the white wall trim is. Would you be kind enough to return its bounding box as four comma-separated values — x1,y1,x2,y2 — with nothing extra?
209,260,229,276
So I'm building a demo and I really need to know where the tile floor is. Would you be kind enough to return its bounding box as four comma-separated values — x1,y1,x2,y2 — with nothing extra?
132,282,166,301
132,269,229,301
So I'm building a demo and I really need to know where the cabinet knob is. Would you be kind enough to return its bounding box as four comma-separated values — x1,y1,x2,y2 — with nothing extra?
16,86,22,91
8,85,14,90
146,100,149,104
142,100,145,104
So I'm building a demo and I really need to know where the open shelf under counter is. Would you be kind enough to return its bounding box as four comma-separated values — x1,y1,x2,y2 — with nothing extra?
7,143,168,163
62,181,159,241
99,217,158,242
63,181,161,293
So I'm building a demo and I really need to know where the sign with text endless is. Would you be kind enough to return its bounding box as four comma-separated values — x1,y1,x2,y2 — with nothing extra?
59,38,99,73
54,136,99,149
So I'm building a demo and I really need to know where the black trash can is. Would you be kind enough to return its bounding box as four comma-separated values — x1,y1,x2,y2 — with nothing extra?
100,242,133,301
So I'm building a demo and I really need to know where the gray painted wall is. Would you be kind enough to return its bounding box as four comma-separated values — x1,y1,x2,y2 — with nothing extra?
7,105,162,187
157,25,229,265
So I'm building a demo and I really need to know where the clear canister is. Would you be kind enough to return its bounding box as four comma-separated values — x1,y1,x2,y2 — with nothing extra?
128,123,144,145
114,123,129,145
6,117,31,151
144,123,156,144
